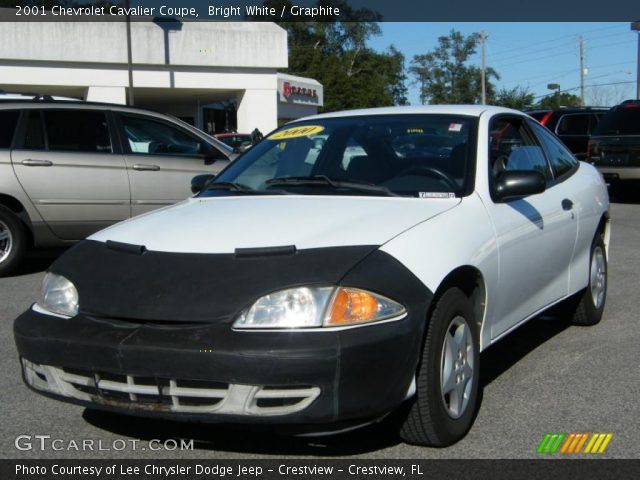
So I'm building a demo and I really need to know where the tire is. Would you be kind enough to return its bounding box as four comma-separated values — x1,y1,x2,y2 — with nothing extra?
399,287,480,447
565,234,607,326
0,206,27,277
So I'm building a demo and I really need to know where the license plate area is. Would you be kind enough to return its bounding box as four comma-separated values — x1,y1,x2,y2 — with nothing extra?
602,152,629,166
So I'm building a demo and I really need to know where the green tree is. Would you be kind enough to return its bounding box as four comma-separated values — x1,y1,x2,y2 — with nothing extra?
537,92,582,109
255,0,407,111
410,30,499,105
494,86,535,110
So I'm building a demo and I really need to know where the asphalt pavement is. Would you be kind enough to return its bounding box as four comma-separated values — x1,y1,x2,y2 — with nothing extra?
1,200,639,459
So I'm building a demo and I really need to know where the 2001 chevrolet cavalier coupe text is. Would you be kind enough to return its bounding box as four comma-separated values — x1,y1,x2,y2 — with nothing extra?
14,106,610,446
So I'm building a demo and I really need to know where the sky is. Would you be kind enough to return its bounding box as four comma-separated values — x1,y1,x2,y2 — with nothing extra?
369,22,639,106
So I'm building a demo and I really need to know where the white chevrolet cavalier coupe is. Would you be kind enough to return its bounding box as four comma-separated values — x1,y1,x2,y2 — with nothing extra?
15,106,609,447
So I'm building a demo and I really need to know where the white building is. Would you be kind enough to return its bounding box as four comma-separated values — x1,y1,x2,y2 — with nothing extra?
0,18,323,134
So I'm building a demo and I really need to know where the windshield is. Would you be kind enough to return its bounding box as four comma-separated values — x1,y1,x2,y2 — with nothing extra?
204,114,477,198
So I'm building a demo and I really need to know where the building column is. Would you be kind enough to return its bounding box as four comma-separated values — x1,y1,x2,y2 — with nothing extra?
85,86,126,104
236,88,278,135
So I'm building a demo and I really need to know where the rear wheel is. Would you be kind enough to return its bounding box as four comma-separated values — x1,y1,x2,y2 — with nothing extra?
0,206,27,277
565,234,607,326
399,287,480,446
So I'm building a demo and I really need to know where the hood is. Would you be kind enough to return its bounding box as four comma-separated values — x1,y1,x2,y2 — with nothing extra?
90,195,460,253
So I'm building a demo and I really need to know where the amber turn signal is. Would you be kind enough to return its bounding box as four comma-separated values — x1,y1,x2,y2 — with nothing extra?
325,287,405,327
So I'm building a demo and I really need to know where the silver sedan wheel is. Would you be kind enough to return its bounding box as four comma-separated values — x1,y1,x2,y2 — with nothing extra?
590,245,606,309
0,220,13,264
440,315,474,419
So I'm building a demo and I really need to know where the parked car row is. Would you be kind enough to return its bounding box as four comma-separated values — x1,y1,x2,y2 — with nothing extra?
0,98,234,275
14,105,610,447
528,100,640,198
587,100,640,197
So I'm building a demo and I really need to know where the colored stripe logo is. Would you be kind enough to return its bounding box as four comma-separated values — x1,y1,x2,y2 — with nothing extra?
537,433,613,454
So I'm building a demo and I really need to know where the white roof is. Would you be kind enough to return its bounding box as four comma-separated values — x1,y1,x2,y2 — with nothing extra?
295,104,522,123
277,72,322,87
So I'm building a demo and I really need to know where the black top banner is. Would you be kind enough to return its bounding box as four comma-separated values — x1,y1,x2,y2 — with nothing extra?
1,0,639,22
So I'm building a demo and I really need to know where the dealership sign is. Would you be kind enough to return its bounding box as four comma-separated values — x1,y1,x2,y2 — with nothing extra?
283,82,318,100
278,75,323,106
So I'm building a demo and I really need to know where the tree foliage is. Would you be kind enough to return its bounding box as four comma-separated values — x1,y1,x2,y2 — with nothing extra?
537,92,582,109
410,30,499,105
256,0,408,111
494,86,536,110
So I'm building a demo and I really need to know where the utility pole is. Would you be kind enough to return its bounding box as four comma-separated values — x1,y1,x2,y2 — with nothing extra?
578,35,586,106
633,22,640,99
480,31,487,105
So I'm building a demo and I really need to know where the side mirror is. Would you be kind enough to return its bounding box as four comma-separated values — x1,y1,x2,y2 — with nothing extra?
191,174,215,194
494,170,546,202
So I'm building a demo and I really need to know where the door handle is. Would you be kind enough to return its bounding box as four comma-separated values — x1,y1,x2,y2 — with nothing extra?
562,198,574,211
132,164,160,171
21,159,52,167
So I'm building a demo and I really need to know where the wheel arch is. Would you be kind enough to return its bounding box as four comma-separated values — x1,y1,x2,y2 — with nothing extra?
431,265,487,350
0,193,34,247
597,211,610,257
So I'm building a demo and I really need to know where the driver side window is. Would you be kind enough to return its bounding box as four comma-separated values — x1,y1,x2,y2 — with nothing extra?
120,114,210,158
489,117,551,183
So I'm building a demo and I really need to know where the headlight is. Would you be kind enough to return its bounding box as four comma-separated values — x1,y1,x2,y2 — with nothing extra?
37,273,79,317
233,286,406,330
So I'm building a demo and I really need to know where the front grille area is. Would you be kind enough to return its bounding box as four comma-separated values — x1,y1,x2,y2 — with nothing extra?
22,359,320,416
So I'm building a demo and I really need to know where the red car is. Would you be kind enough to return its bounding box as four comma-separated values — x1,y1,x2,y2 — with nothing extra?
214,133,253,152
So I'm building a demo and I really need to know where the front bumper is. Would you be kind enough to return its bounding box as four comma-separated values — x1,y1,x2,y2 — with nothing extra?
15,307,422,429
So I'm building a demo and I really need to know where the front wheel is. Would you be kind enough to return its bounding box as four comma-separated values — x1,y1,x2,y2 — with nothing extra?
0,206,27,277
399,287,480,447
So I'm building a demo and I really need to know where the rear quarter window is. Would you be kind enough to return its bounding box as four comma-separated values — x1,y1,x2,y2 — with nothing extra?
556,114,589,135
43,110,112,153
594,105,640,136
0,110,20,148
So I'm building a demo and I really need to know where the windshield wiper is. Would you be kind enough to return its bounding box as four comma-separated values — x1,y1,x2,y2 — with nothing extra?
202,181,290,195
265,175,399,197
203,181,254,192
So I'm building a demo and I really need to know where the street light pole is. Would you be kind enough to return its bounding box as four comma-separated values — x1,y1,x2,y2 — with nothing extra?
547,83,561,107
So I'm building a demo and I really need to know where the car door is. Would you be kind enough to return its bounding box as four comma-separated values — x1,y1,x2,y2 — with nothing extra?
486,115,578,339
11,108,130,240
116,112,229,216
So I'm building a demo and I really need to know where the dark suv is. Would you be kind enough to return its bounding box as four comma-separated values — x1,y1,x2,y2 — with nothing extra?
587,100,640,197
527,107,609,160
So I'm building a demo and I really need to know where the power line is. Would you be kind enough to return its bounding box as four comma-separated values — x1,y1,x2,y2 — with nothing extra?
485,24,622,62
499,60,633,88
533,80,635,99
492,39,632,70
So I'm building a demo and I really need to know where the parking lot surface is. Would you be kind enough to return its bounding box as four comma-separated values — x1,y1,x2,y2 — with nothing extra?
1,201,639,459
